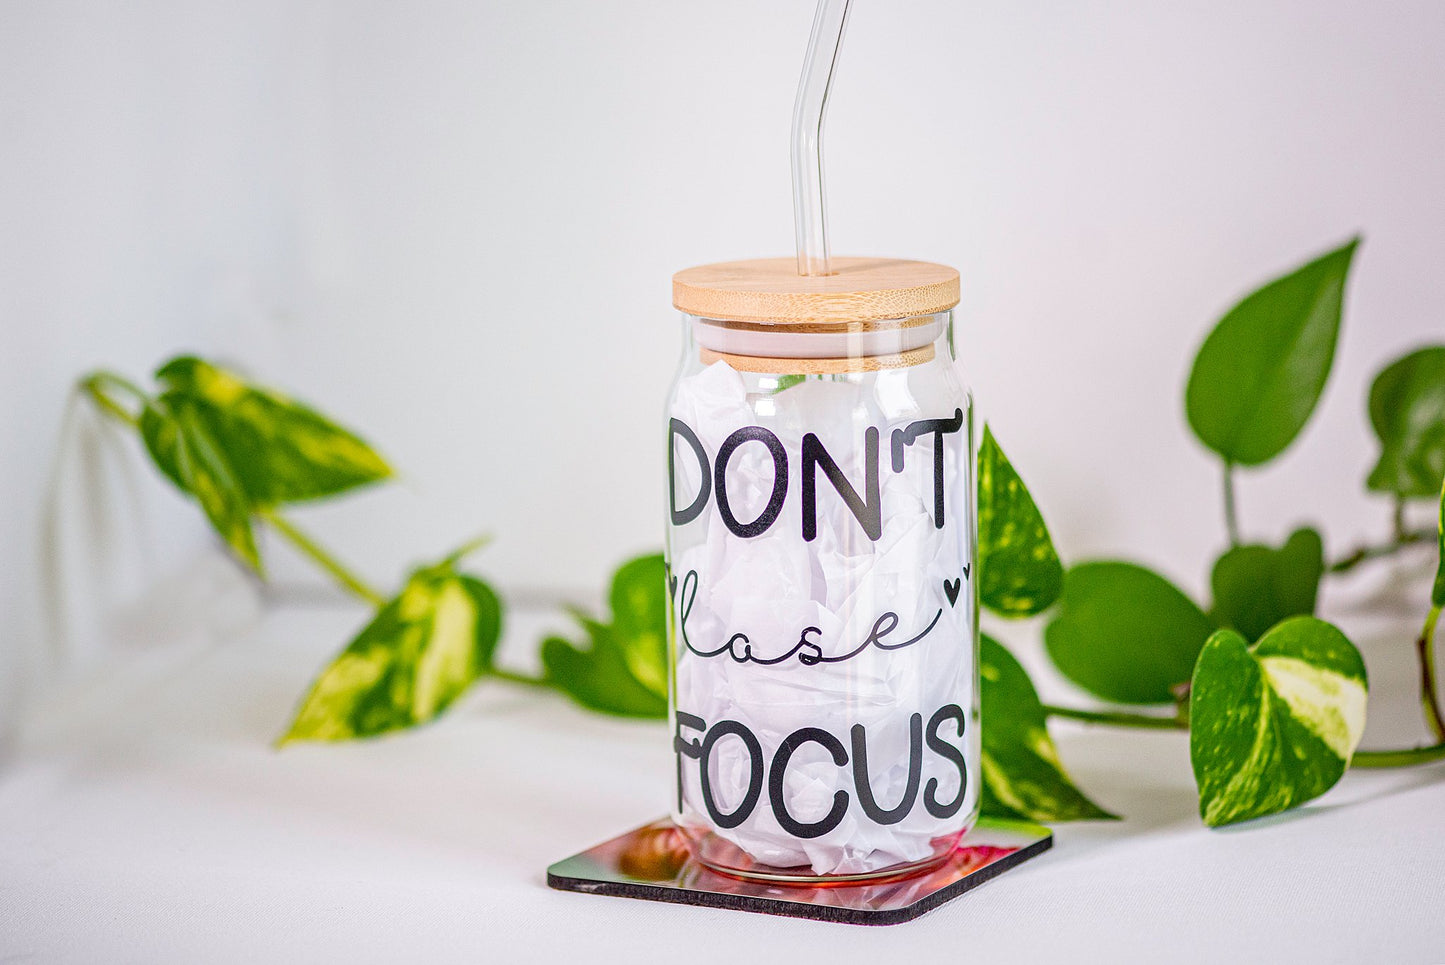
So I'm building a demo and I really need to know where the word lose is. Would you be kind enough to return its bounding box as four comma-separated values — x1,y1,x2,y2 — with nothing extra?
668,408,965,541
674,705,969,838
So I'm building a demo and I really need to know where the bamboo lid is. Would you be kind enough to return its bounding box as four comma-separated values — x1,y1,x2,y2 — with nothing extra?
672,257,959,324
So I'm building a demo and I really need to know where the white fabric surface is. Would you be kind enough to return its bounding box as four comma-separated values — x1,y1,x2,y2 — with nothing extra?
3,571,1444,964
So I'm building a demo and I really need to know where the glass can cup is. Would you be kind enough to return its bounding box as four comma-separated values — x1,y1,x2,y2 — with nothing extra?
664,258,980,883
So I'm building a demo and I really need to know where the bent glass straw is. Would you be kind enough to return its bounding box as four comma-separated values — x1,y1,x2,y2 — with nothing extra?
791,0,852,278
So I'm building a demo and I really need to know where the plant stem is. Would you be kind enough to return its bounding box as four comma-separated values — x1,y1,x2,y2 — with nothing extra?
1042,704,1188,730
1351,743,1445,768
1353,598,1445,765
1392,496,1407,541
1042,699,1445,767
258,507,387,607
1222,461,1240,548
1327,528,1434,574
1418,603,1445,743
490,668,551,688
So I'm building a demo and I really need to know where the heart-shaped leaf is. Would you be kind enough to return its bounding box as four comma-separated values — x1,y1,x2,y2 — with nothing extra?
542,554,668,718
1210,527,1324,641
140,403,260,570
980,635,1117,822
977,425,1064,617
1189,617,1367,827
1365,346,1445,499
152,356,391,506
280,556,502,743
541,627,667,719
1186,239,1358,466
1044,562,1214,704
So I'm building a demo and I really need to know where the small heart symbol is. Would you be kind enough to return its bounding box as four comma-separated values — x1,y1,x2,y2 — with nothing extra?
960,563,971,580
668,574,679,599
944,578,961,607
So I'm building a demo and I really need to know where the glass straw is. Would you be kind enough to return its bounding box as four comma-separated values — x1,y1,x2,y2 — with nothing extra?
791,0,852,277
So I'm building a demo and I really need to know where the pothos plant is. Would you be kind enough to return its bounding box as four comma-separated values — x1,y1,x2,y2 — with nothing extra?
78,356,663,742
79,236,1445,826
984,236,1445,827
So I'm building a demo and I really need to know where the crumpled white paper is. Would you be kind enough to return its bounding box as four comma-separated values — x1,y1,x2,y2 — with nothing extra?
669,361,978,875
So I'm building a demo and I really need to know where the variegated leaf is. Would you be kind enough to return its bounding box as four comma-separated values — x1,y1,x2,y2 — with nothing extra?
154,356,391,506
977,425,1064,617
1190,617,1367,827
140,403,260,570
980,634,1116,822
280,561,502,743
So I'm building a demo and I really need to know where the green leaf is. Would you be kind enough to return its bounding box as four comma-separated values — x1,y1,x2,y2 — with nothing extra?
1185,239,1358,466
980,635,1117,822
1209,527,1324,641
1434,480,1445,608
458,575,503,672
977,425,1064,617
542,554,668,718
129,355,391,572
606,554,669,699
1189,618,1368,827
1044,562,1215,704
280,558,503,743
140,403,260,570
1365,346,1445,498
541,629,667,719
154,356,391,506
136,398,188,492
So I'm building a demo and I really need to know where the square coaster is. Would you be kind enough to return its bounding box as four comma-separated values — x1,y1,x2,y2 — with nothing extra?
547,817,1052,926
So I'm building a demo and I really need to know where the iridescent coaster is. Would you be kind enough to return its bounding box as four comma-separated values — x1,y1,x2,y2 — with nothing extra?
547,817,1051,926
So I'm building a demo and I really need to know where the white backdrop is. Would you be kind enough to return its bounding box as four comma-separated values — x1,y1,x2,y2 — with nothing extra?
5,0,1445,727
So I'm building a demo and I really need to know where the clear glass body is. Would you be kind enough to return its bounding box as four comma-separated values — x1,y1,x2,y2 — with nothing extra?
664,311,980,883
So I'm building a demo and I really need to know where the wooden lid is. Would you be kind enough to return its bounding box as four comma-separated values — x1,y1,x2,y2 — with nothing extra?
672,257,959,324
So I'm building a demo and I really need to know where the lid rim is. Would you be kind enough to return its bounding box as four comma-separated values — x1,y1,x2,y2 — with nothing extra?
698,344,936,374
